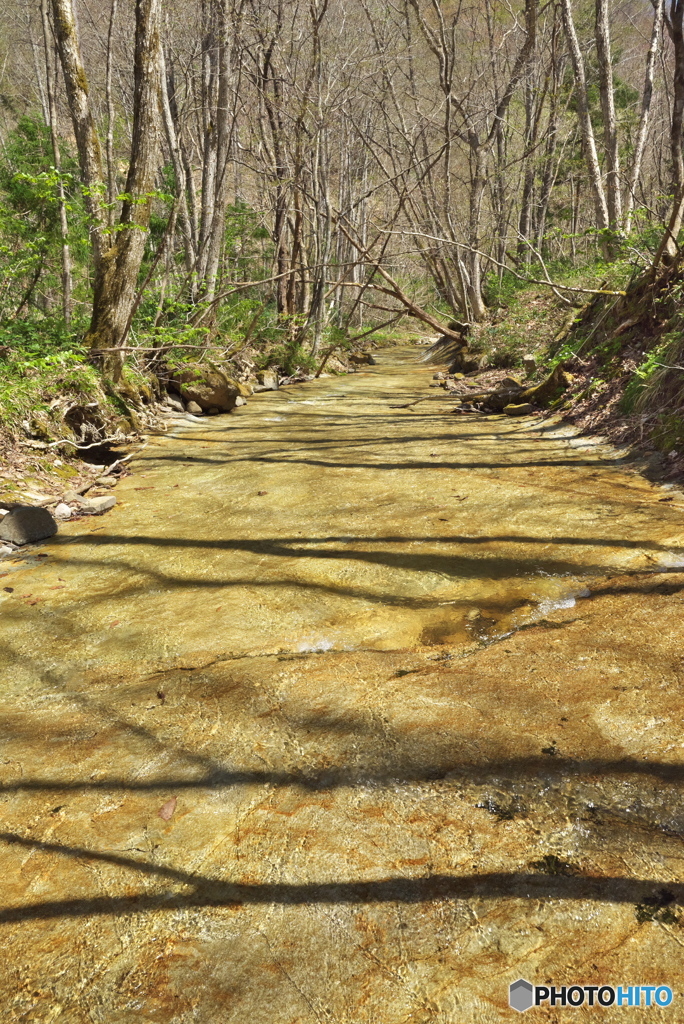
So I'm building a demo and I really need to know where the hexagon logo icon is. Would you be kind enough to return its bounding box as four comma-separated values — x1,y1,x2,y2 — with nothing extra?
509,978,534,1013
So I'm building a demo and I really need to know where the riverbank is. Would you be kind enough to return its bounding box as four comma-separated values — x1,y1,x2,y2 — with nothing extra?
0,341,358,531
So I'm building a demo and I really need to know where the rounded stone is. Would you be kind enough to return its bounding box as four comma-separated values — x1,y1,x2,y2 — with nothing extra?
0,506,58,545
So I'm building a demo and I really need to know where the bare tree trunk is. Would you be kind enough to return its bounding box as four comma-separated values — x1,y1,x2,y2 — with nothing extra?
105,0,118,224
194,0,242,302
624,0,664,234
466,144,488,321
653,0,684,266
40,0,72,325
165,56,200,287
595,0,621,238
160,47,195,275
27,0,49,125
518,71,542,263
52,0,163,379
51,0,107,264
560,0,610,248
536,15,564,251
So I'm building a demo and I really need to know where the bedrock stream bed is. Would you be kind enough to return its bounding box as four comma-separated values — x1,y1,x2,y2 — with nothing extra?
0,348,683,1021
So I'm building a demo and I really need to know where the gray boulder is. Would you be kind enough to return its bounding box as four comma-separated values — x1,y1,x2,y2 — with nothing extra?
256,368,279,390
0,506,57,545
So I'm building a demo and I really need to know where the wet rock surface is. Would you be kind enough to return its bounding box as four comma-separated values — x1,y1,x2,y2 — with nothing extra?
0,505,57,545
0,349,683,1021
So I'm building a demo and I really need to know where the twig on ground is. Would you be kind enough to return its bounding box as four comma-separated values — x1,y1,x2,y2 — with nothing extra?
20,434,133,450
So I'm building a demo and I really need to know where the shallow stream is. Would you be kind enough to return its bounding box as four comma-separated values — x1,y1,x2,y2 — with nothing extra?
1,348,683,1022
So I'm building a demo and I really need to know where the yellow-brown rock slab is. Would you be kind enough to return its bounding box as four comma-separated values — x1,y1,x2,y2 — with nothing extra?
1,350,683,1021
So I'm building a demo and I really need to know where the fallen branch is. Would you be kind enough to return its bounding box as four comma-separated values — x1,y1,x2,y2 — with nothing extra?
336,218,468,340
21,434,133,450
652,361,684,372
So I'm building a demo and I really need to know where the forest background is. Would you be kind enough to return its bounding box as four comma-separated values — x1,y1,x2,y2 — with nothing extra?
1,0,683,463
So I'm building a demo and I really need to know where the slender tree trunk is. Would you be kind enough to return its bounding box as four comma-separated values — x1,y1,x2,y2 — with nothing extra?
199,0,235,301
653,0,684,266
51,0,107,264
165,57,200,292
560,0,610,248
518,81,537,263
624,0,664,234
160,47,195,274
595,0,621,239
40,0,72,325
28,0,49,125
660,1,684,260
467,144,488,321
105,0,118,224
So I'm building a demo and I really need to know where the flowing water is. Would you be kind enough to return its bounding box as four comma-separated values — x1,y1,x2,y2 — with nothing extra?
1,348,684,1021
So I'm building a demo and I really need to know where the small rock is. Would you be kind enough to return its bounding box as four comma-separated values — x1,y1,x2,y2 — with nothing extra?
165,394,185,413
63,489,83,504
81,494,116,514
0,505,58,545
500,376,524,389
54,503,73,520
523,354,536,376
257,368,279,390
0,544,15,558
186,400,204,415
0,508,9,518
504,403,535,417
207,407,220,415
234,395,247,407
95,477,117,487
433,372,446,380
